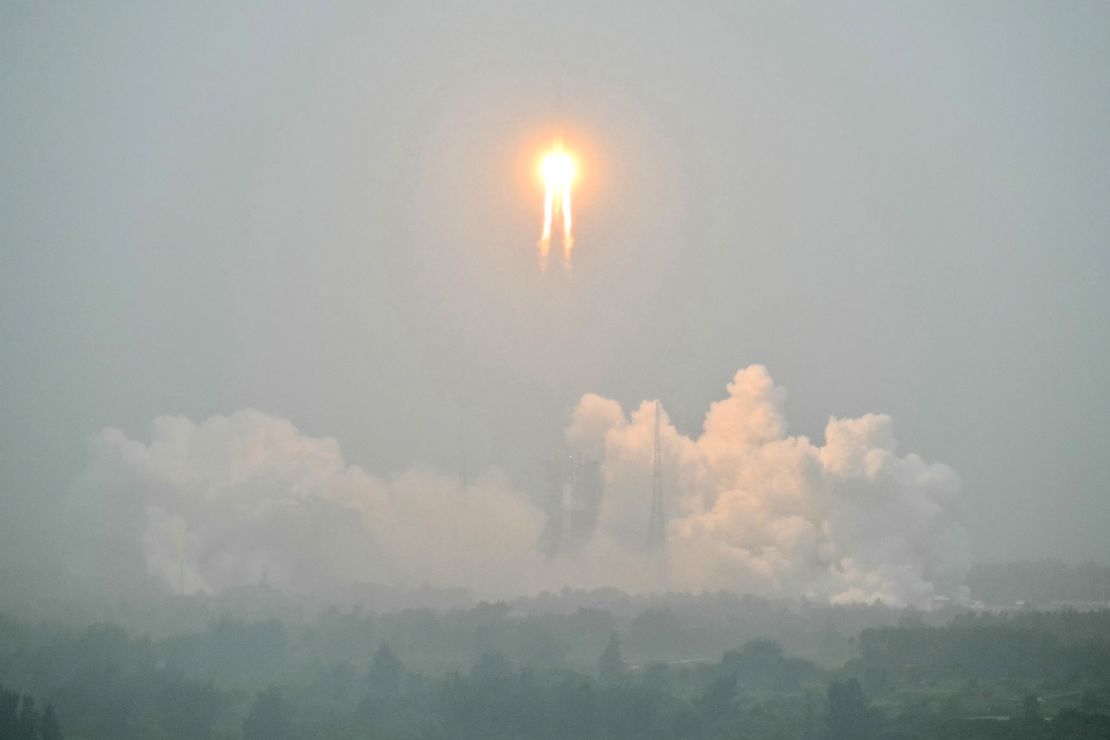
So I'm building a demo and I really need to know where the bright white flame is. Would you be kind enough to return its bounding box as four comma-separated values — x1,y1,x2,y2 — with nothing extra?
538,140,575,270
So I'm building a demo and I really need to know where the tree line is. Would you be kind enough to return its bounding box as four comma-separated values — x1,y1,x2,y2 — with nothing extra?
3,606,1110,738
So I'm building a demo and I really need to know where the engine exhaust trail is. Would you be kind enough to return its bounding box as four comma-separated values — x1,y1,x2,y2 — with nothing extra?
538,139,575,271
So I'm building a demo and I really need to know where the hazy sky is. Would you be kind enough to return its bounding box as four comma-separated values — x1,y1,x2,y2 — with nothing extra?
2,0,1108,583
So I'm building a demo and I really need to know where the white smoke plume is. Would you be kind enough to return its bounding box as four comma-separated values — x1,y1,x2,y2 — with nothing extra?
66,411,546,597
562,366,970,606
65,366,969,607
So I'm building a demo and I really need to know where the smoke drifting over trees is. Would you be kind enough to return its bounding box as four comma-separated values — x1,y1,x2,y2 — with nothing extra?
65,366,966,607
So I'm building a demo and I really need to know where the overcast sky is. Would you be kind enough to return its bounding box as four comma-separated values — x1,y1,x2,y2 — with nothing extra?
2,0,1108,582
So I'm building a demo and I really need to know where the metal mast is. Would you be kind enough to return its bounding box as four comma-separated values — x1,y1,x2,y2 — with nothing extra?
457,403,467,496
648,400,665,549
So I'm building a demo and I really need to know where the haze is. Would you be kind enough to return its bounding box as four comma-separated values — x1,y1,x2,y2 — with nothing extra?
2,2,1109,608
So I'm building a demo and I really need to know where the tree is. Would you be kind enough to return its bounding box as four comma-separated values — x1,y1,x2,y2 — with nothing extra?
367,643,404,697
1020,693,1041,725
553,676,596,737
824,678,876,740
697,670,739,726
243,686,293,740
598,632,626,683
40,703,63,740
472,650,511,687
642,662,671,691
156,675,228,740
722,639,808,692
515,621,570,669
17,695,39,740
0,687,19,739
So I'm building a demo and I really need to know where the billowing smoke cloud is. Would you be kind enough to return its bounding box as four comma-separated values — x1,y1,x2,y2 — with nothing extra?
65,411,546,597
562,366,970,605
65,366,969,607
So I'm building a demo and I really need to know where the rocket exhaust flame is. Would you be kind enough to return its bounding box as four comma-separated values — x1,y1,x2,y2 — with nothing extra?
538,140,575,270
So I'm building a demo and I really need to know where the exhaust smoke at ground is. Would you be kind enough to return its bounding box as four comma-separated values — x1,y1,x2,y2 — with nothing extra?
65,366,967,608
